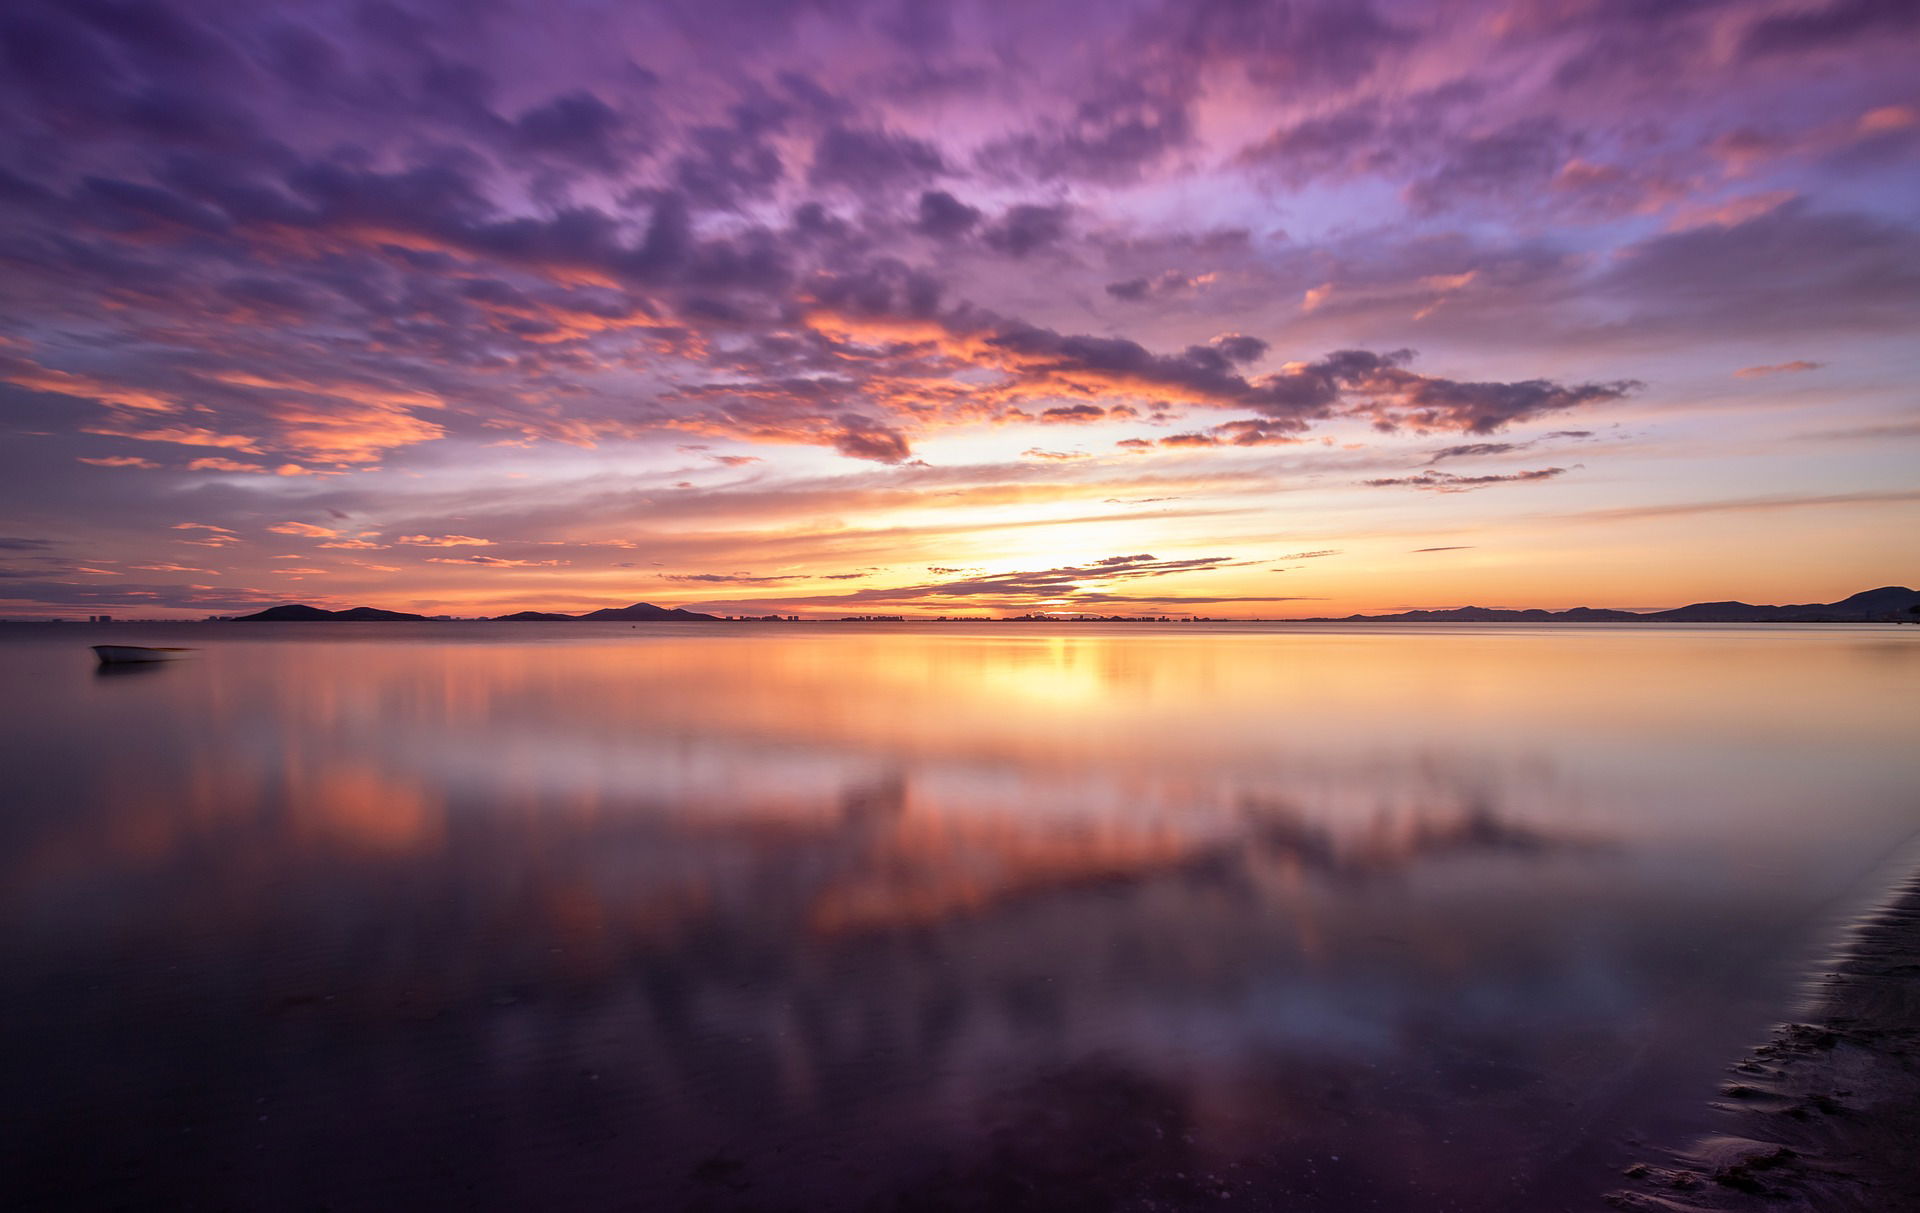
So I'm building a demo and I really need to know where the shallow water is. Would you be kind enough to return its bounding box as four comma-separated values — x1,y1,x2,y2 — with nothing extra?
2,622,1916,1211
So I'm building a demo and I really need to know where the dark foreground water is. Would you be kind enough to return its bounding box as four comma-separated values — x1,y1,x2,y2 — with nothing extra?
2,623,1916,1212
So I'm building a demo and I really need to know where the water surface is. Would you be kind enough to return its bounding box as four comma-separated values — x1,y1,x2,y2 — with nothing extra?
2,623,1916,1211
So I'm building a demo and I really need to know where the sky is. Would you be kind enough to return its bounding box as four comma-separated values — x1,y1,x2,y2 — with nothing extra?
0,0,1915,619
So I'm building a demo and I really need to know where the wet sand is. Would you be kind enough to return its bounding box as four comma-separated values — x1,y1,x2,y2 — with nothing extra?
1609,869,1920,1211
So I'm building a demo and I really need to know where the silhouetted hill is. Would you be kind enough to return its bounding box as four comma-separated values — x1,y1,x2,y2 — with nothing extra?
331,606,432,621
233,604,430,622
1829,586,1920,611
574,602,720,621
492,610,577,621
232,604,335,621
1306,587,1919,624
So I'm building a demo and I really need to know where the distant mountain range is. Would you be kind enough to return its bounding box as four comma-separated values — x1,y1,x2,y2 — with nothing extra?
228,588,1918,625
232,601,720,622
1299,586,1920,624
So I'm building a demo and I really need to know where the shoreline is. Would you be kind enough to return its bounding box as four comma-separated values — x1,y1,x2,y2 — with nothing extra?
1607,868,1920,1210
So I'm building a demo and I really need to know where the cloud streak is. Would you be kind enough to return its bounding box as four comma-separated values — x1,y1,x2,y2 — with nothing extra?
1363,468,1572,493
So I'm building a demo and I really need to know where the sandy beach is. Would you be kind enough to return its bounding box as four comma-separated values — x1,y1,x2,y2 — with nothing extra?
1609,869,1920,1211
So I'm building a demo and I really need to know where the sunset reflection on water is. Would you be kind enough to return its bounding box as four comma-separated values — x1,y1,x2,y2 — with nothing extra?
2,623,1916,1211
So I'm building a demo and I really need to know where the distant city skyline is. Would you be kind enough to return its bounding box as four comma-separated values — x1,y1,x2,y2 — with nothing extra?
1,0,1915,618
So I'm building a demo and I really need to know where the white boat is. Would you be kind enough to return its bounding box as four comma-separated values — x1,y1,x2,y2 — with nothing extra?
92,645,194,664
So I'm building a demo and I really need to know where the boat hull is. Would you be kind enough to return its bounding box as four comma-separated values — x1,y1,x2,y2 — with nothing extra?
92,645,193,664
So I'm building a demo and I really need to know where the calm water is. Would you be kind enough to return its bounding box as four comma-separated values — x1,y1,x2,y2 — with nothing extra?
2,623,1916,1211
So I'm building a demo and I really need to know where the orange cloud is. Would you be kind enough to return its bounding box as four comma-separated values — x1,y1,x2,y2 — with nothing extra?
1665,190,1795,231
186,457,270,473
1857,105,1917,135
267,400,447,465
1,357,179,412
425,556,567,567
80,422,262,452
1021,448,1092,461
1734,360,1823,378
199,370,445,411
396,534,494,546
